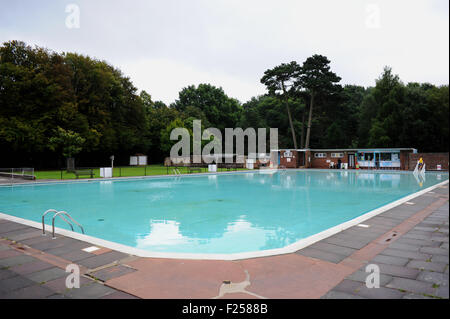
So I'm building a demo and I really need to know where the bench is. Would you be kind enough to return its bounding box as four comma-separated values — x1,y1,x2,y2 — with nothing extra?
224,164,238,171
72,169,94,179
187,167,203,174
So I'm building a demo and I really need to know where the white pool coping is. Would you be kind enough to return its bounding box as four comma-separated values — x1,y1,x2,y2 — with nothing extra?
0,172,448,261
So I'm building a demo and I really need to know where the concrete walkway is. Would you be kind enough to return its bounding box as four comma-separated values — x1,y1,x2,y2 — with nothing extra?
0,185,448,299
324,199,449,299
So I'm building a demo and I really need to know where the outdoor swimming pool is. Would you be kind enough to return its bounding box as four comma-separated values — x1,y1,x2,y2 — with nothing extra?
0,170,448,257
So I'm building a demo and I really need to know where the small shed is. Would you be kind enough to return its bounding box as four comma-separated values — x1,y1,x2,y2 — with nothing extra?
130,154,148,166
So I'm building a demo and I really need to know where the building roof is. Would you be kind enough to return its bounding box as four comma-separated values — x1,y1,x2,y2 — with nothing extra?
272,148,417,152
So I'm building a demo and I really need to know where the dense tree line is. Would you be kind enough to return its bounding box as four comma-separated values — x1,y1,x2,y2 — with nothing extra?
0,41,448,169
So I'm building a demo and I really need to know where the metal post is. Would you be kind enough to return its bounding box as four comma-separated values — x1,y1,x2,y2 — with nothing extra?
144,165,146,176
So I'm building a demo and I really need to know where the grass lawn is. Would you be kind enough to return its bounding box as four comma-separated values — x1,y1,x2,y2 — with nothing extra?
34,165,248,180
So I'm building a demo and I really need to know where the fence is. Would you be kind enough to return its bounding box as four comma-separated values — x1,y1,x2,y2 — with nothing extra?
45,164,242,180
0,168,35,183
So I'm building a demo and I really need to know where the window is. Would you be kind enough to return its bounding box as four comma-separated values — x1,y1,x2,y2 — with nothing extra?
364,153,374,161
314,153,327,158
331,153,344,158
380,153,392,161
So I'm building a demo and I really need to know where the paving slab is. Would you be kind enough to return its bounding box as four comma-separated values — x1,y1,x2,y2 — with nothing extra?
431,254,449,263
100,290,139,299
25,267,67,284
371,254,410,266
0,248,23,259
332,279,363,294
1,227,42,241
0,284,55,299
9,260,54,275
296,247,347,263
30,237,82,252
76,251,130,269
380,248,431,261
0,269,17,280
406,260,447,272
106,257,247,299
5,230,43,242
0,255,36,268
58,249,95,262
388,242,422,252
386,277,436,295
63,281,116,299
419,246,449,256
323,237,369,250
346,270,393,286
416,271,449,287
42,275,92,294
396,237,436,247
353,285,405,299
434,286,449,298
402,293,434,299
0,275,35,293
45,293,70,299
0,222,31,234
304,242,356,257
44,241,92,256
90,264,136,282
321,291,365,299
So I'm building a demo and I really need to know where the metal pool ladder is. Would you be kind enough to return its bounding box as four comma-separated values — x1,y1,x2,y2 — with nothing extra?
42,209,85,238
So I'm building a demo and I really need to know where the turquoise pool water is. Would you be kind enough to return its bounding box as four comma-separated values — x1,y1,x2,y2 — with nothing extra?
0,170,447,254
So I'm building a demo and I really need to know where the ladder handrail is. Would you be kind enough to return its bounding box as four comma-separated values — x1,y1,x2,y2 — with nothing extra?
420,163,426,175
413,161,419,175
42,209,74,234
42,209,84,238
52,211,84,238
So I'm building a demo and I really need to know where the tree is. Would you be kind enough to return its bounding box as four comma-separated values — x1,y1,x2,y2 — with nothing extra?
171,84,241,132
260,61,301,149
296,55,341,149
49,127,85,169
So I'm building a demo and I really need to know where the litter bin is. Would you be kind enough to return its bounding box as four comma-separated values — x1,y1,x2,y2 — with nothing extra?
100,167,112,178
246,159,254,169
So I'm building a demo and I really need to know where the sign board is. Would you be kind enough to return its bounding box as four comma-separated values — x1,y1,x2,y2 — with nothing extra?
284,150,292,158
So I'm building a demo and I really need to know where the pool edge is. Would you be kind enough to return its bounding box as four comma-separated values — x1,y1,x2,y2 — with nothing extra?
1,178,448,261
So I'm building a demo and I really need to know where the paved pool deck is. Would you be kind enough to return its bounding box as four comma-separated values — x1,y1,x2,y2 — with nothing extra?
0,184,448,299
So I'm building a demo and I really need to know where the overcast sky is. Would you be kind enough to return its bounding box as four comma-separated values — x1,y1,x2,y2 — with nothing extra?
1,0,448,104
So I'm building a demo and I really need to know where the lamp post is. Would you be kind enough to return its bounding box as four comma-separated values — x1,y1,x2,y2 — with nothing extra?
110,155,114,175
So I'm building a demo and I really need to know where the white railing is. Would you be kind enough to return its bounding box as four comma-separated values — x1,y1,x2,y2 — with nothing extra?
0,168,35,183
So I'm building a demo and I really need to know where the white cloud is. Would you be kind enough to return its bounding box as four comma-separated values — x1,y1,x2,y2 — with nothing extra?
0,0,448,104
120,58,266,104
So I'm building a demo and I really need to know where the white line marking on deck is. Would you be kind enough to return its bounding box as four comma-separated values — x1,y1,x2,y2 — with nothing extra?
357,224,370,228
405,202,415,205
82,246,100,253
